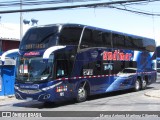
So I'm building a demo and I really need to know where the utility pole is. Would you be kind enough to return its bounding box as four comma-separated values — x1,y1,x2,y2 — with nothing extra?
20,0,23,40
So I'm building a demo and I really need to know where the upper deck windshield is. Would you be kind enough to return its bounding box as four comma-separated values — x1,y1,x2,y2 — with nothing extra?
19,26,59,50
17,56,54,82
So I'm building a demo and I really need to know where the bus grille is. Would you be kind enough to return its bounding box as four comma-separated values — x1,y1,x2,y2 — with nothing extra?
18,89,42,94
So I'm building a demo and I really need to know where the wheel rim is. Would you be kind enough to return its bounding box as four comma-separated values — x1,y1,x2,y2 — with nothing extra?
135,80,140,90
78,87,86,101
142,80,147,88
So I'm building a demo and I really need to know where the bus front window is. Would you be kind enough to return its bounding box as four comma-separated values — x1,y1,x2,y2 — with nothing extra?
19,26,59,50
17,57,53,82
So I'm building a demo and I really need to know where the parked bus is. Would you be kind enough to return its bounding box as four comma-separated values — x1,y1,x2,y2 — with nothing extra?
6,23,156,103
156,46,160,72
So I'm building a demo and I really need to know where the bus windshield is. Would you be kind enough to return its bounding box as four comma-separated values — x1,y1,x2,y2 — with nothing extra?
19,26,59,50
17,57,54,82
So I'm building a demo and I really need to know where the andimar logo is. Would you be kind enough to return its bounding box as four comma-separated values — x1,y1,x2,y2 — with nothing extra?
103,50,132,61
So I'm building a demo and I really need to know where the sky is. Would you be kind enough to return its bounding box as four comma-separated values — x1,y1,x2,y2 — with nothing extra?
1,0,160,45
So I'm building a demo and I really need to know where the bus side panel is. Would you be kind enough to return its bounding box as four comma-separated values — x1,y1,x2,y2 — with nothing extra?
133,50,156,83
71,48,156,95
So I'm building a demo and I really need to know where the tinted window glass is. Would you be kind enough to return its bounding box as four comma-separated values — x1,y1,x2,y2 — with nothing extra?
157,46,160,57
81,29,112,48
102,32,112,47
124,35,155,52
81,28,92,48
20,26,58,50
113,33,125,48
56,60,68,78
92,30,103,46
93,30,112,47
125,36,139,50
81,61,102,76
125,36,133,49
59,27,82,45
122,69,136,73
142,38,155,52
133,37,144,50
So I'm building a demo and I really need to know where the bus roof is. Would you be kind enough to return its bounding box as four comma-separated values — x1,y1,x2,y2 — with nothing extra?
32,23,154,41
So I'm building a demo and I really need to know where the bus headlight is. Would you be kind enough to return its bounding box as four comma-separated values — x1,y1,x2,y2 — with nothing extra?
14,85,19,90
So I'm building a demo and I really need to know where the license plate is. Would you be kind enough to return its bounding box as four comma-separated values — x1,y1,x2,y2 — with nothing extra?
26,97,33,101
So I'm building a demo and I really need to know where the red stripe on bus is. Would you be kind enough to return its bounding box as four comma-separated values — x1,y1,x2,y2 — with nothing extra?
56,71,156,81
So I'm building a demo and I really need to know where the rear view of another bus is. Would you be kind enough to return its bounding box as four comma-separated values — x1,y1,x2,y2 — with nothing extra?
156,46,160,73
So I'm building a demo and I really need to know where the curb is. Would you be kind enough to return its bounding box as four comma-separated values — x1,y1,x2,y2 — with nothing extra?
0,95,15,101
144,90,160,98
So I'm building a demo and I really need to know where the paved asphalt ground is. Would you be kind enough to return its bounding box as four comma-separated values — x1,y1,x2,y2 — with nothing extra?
0,76,160,120
1,79,160,102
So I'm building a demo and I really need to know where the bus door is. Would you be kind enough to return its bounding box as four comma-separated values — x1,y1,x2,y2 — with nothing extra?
55,60,73,97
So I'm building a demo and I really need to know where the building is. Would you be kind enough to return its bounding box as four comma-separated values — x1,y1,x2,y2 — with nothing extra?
0,38,20,53
0,23,30,54
0,23,20,54
0,23,30,96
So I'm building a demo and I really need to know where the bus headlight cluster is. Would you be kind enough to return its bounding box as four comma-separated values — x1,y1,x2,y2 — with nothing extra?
14,86,19,90
56,86,67,92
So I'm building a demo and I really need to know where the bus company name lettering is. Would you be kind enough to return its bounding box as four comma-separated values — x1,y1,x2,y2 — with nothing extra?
24,52,40,56
103,50,132,61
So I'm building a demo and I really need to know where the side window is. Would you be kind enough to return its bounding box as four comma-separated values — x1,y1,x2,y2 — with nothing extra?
133,38,144,50
81,29,112,48
59,27,82,45
113,33,125,48
81,61,102,76
125,36,134,49
125,36,155,51
102,32,112,47
157,46,160,57
144,39,155,52
80,28,92,48
94,61,102,75
56,60,68,78
92,30,103,47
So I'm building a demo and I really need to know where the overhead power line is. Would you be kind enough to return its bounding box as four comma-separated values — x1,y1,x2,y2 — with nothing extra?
0,0,160,17
0,0,101,7
110,5,160,16
0,0,152,14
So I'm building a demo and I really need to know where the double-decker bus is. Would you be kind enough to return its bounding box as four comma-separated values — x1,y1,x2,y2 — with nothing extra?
4,23,156,103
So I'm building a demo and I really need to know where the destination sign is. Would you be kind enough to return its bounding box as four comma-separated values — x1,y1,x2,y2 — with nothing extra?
22,44,46,50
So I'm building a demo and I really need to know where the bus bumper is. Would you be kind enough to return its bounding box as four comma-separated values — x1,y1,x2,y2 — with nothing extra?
15,89,56,102
14,83,74,102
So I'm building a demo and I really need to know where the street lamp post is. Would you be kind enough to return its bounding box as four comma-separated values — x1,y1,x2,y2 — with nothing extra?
20,0,23,40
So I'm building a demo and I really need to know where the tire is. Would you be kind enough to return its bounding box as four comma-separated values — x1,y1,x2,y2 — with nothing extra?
133,79,141,92
141,79,147,90
76,86,87,103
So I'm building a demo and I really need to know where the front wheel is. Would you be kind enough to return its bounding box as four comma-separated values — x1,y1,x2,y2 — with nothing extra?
76,86,87,103
133,79,141,92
